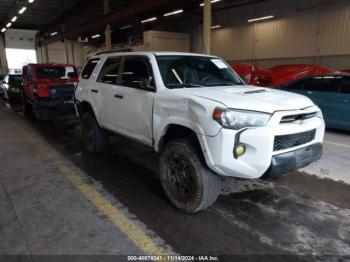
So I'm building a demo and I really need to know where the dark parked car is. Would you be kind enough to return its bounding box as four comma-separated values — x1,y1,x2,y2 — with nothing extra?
1,74,23,104
277,74,350,131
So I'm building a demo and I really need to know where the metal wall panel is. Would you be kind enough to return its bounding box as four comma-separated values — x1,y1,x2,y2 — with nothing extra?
204,0,350,69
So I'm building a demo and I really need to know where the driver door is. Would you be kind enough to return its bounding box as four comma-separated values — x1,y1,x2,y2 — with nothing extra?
113,56,156,146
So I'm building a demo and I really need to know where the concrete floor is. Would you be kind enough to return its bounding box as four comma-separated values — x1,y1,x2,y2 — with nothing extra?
0,100,350,261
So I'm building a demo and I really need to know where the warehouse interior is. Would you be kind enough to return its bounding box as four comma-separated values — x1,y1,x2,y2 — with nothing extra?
0,0,349,261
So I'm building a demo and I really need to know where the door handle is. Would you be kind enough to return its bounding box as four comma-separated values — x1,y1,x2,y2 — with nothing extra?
91,89,98,93
114,94,124,99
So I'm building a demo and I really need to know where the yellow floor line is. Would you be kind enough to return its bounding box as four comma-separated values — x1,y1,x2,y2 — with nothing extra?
325,140,350,149
36,144,169,258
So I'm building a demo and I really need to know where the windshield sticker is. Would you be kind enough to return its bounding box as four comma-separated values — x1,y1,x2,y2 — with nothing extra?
65,67,75,73
211,59,228,69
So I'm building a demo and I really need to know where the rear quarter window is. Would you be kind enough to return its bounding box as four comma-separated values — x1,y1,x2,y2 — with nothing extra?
81,58,100,79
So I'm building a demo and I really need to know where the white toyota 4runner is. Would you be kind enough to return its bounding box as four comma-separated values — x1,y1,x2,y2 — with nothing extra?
75,52,325,212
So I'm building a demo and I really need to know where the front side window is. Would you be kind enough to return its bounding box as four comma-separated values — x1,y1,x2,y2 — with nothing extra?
121,57,154,89
304,77,338,93
97,57,121,84
156,55,243,89
36,66,78,79
339,77,350,94
82,58,100,79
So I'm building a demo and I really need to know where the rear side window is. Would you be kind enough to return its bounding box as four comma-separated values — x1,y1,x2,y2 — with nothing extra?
304,77,338,92
81,58,100,79
339,77,350,94
97,57,121,84
121,57,153,89
28,68,33,81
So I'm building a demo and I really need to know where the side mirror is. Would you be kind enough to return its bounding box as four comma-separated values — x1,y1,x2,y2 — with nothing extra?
141,77,155,91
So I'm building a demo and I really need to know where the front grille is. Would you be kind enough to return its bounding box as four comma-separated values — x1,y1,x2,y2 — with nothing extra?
50,85,75,100
280,112,317,124
274,129,316,151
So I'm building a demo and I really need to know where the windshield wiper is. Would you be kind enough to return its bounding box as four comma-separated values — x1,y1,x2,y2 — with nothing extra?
166,83,203,89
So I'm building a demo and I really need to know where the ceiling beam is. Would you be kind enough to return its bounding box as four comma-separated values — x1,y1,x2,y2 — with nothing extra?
40,0,95,34
41,0,178,45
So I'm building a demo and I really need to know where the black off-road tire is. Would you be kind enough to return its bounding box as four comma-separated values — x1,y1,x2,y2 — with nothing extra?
81,111,109,153
159,139,221,213
20,89,32,116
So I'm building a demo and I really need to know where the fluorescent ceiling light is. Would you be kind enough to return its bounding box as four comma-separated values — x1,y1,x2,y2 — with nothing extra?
211,25,222,29
50,32,58,36
28,0,34,3
91,34,101,39
141,17,157,23
200,0,222,7
164,9,183,17
6,22,12,28
1,28,6,33
248,15,274,23
19,7,27,14
120,24,133,30
11,16,18,22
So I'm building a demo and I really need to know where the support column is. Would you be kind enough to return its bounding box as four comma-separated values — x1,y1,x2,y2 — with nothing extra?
203,0,212,55
64,38,69,64
104,0,112,51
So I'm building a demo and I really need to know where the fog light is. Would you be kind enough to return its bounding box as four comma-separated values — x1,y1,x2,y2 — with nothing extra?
235,144,246,157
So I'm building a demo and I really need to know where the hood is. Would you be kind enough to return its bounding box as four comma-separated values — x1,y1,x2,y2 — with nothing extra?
174,85,314,113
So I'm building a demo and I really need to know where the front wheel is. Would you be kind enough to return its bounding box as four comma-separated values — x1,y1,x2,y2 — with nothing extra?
159,139,221,213
81,111,109,153
20,89,32,116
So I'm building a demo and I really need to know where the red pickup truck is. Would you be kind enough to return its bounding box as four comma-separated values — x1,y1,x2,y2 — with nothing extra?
21,63,79,121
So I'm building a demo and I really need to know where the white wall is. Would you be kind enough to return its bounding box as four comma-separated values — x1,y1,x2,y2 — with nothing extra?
183,0,350,70
37,40,85,67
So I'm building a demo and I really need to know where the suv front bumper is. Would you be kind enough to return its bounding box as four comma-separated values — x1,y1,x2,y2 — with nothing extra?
202,107,325,179
261,143,322,179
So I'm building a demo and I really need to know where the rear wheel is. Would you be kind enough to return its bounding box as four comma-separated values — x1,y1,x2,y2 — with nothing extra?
159,139,221,213
81,111,109,153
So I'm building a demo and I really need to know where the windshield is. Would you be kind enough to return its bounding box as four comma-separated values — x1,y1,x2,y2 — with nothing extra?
36,66,78,79
156,55,244,88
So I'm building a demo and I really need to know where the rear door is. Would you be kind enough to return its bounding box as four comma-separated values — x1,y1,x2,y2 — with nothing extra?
334,76,350,130
302,76,338,127
95,56,122,131
113,56,156,146
78,58,102,121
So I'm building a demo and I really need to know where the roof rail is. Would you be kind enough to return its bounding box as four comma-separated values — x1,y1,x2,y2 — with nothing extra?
95,48,133,56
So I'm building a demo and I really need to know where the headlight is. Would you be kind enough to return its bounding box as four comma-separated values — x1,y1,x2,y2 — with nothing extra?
213,108,271,130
